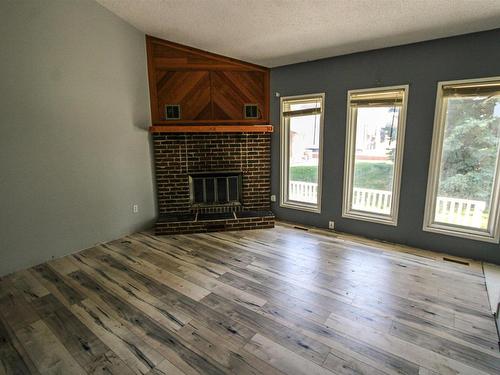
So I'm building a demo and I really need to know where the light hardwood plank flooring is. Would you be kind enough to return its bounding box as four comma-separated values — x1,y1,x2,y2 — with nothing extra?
1,223,499,374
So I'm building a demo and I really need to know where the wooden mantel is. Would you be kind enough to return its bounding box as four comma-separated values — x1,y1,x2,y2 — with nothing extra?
149,125,273,133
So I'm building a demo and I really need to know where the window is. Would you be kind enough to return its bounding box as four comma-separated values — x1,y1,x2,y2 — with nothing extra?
424,77,500,242
280,94,324,212
342,85,409,225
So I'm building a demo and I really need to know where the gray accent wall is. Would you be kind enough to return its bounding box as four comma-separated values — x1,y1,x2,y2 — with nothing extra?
0,0,155,276
271,29,500,264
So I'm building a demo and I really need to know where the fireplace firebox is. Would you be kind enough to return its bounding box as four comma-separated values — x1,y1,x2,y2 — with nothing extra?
189,171,242,208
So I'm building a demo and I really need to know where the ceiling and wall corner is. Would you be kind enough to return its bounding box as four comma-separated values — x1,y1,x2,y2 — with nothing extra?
96,0,500,67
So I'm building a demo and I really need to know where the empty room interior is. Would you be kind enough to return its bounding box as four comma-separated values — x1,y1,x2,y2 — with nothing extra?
3,0,500,374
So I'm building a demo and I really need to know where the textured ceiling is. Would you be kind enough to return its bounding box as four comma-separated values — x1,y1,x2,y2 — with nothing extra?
96,0,500,67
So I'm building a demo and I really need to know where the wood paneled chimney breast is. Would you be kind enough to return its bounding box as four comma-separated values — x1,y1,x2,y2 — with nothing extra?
146,36,270,126
145,36,274,235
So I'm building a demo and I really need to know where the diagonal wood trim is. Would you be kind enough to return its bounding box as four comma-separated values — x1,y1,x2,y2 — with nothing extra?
149,125,273,133
146,35,270,124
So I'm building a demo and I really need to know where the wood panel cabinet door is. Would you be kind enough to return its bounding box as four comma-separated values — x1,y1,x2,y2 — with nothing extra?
156,70,212,121
211,71,266,121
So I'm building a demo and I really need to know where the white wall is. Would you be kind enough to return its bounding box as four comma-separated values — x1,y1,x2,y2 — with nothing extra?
0,0,156,275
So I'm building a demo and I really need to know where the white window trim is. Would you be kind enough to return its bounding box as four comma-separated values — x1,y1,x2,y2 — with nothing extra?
423,76,500,243
342,85,409,226
280,93,325,213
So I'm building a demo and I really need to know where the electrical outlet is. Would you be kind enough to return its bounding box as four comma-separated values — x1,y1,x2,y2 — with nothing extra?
133,204,139,213
328,221,335,230
270,194,277,202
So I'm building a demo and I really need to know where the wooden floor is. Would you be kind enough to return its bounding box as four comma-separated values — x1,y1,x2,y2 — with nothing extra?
1,224,499,375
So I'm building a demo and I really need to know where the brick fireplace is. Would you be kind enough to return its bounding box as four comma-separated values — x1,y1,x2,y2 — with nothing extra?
145,36,274,235
151,130,274,235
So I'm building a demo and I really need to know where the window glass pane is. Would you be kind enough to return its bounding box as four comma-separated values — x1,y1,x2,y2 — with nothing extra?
351,106,400,215
288,114,320,204
434,94,500,230
281,95,323,211
343,86,407,225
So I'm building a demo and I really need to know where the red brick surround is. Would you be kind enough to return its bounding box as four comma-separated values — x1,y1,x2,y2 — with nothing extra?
152,132,274,234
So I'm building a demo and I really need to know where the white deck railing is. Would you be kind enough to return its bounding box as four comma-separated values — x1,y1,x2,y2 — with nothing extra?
435,196,486,227
289,181,486,226
289,181,318,203
352,187,392,214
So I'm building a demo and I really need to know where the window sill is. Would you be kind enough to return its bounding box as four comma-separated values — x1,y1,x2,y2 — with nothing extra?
280,201,321,213
423,223,500,243
342,210,397,226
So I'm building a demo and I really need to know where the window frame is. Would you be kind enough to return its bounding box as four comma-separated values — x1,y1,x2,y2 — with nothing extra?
342,85,409,226
423,77,500,243
280,93,325,213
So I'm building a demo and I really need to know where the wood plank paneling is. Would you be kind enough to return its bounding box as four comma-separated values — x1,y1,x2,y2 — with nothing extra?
149,36,267,72
156,70,211,121
0,223,498,374
146,35,270,126
212,71,266,120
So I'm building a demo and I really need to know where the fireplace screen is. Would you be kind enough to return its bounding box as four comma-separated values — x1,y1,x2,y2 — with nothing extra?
189,172,241,206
